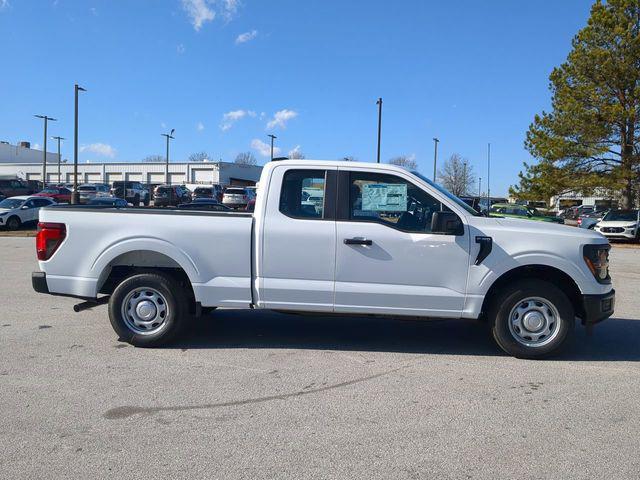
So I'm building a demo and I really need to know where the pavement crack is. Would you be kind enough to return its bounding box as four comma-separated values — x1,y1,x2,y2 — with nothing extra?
103,366,404,420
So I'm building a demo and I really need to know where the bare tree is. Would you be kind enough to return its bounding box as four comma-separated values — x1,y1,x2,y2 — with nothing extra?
142,155,165,163
288,146,306,159
188,151,210,162
235,151,257,165
388,155,418,170
437,153,475,196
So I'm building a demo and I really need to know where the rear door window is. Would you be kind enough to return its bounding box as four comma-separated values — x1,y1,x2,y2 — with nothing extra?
279,170,327,219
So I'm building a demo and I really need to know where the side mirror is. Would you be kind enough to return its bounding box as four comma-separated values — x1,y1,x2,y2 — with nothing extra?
431,211,463,235
21,205,29,210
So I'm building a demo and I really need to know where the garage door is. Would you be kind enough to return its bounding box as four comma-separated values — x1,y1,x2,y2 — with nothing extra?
126,173,143,182
105,173,122,184
46,173,61,183
148,172,165,184
191,169,213,184
86,173,102,183
66,173,80,183
168,173,185,185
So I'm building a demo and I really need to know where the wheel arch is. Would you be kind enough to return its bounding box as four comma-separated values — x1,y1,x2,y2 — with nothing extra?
480,264,585,321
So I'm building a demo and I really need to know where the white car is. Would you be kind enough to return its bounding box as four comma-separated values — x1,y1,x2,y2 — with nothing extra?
0,195,56,230
594,209,639,241
32,160,615,359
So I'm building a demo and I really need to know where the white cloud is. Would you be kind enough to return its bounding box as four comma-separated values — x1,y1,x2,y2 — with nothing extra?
251,138,280,158
220,109,256,131
235,29,257,44
0,0,10,10
266,109,298,130
181,0,240,31
177,43,186,54
181,0,215,31
80,143,116,158
196,121,205,132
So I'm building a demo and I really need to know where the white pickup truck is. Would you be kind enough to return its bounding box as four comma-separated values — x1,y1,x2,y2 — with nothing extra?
32,160,615,358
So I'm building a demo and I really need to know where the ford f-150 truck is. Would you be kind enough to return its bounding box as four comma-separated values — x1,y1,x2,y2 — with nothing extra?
31,160,615,358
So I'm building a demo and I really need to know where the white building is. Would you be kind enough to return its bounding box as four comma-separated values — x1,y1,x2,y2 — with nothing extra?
0,141,60,165
0,160,262,187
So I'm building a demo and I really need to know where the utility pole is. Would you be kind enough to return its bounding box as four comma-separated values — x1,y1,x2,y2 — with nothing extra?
487,143,491,211
72,84,86,204
376,98,382,163
34,115,57,187
432,137,439,181
462,160,468,196
161,129,175,184
268,134,277,161
52,136,65,184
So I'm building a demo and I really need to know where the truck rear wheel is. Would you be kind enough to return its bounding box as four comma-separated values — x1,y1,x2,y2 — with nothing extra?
108,272,188,347
488,280,574,359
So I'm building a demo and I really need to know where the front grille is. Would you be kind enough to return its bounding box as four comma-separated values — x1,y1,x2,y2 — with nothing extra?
602,227,624,233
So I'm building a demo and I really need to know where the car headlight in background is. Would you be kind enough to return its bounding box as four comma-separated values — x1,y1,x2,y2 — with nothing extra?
583,244,611,284
624,223,637,229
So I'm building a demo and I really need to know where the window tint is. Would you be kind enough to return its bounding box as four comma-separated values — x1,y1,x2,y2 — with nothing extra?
348,172,448,233
280,170,326,219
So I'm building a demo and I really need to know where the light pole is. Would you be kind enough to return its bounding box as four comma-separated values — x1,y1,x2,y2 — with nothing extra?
376,97,383,163
432,137,439,181
478,177,482,197
487,143,491,211
51,136,65,184
161,129,175,184
268,134,277,161
72,84,86,204
34,115,57,187
462,160,468,196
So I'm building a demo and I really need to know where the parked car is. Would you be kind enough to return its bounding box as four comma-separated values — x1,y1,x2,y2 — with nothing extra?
0,195,55,230
222,187,255,209
578,210,608,229
0,178,36,198
561,205,596,226
87,197,129,208
32,160,615,359
191,185,224,202
77,184,111,204
490,203,564,223
33,186,72,204
111,181,149,206
594,209,639,241
153,185,192,207
178,199,232,211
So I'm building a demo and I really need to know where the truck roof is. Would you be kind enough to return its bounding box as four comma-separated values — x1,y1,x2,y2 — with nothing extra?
264,159,416,175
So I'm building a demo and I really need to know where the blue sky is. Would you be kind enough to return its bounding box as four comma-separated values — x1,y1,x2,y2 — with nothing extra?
0,0,594,195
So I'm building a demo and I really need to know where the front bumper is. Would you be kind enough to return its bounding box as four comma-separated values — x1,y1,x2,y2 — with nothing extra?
581,289,615,325
32,271,49,294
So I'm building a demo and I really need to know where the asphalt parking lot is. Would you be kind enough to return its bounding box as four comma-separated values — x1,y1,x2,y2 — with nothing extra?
1,237,639,479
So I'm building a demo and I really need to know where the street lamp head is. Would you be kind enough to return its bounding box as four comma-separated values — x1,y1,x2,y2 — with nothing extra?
76,85,86,92
170,128,175,136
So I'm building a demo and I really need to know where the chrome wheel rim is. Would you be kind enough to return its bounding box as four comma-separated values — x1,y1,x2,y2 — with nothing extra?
121,287,169,335
508,296,561,347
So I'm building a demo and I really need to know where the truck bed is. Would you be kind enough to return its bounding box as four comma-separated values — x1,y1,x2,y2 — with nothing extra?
38,205,254,307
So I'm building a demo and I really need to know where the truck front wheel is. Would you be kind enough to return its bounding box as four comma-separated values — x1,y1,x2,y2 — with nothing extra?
108,272,188,347
488,280,574,359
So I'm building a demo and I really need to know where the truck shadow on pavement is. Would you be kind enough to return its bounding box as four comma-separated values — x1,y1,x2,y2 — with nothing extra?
173,310,640,361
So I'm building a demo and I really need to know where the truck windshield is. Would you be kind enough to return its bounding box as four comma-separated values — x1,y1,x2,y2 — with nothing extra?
411,171,482,216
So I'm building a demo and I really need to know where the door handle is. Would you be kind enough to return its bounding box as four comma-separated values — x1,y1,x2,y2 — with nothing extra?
344,238,373,246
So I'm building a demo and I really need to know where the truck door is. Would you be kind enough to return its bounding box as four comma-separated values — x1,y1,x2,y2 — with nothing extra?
258,166,337,312
334,168,470,317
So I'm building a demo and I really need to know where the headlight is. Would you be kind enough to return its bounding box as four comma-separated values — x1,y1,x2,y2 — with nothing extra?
583,244,611,284
624,223,637,229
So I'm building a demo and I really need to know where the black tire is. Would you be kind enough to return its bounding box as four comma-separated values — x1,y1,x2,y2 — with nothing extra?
108,272,189,347
488,279,574,359
133,194,140,207
6,216,21,231
143,195,150,207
